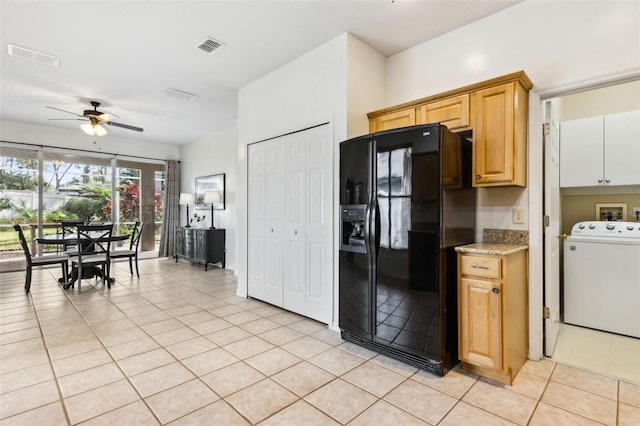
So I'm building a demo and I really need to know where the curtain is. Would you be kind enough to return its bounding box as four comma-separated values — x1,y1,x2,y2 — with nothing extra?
159,160,180,257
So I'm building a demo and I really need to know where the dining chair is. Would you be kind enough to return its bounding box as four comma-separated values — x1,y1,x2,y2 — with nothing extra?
71,224,113,292
13,225,69,293
110,221,144,278
60,219,85,255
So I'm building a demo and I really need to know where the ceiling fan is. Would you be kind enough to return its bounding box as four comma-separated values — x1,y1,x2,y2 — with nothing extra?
46,101,143,136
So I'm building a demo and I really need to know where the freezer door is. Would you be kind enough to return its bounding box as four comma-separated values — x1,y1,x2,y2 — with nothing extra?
339,135,373,338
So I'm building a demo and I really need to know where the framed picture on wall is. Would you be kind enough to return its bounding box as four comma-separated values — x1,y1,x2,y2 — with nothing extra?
195,174,225,210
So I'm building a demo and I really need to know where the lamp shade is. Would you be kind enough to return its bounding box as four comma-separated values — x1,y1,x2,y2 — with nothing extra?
203,190,221,204
179,192,195,205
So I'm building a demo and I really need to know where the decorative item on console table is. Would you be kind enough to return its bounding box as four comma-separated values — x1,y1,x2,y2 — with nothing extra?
175,227,225,270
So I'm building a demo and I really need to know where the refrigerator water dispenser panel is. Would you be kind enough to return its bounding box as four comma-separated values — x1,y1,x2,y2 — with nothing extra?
341,204,367,253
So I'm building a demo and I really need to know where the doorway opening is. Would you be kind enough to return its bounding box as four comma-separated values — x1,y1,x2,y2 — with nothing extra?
543,80,640,383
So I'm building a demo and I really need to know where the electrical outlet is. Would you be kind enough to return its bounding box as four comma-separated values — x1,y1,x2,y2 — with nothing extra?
512,208,525,224
633,207,640,219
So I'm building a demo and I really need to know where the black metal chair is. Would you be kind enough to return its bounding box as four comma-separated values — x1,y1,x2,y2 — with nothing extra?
71,224,113,292
13,225,69,293
110,222,144,278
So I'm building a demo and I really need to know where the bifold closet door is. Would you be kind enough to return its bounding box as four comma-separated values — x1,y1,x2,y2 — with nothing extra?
248,124,333,324
248,140,284,307
283,125,333,323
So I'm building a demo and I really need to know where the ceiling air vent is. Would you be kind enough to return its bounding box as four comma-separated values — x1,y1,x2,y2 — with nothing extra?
196,37,226,55
7,44,59,66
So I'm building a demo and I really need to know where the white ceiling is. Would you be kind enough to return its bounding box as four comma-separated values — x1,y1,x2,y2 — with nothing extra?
0,0,520,145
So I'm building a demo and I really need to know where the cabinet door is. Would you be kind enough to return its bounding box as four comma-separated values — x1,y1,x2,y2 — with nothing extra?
459,277,502,370
370,109,416,132
194,230,207,261
560,116,604,187
473,83,526,187
417,94,470,131
604,110,640,186
175,229,184,256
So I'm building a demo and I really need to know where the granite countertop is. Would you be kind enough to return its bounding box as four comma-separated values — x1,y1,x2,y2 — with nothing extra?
455,243,528,256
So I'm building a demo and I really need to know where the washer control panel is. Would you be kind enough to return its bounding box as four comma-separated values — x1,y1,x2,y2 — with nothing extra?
571,221,640,238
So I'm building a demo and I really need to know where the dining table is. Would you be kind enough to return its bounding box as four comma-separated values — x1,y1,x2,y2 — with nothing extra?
35,232,130,288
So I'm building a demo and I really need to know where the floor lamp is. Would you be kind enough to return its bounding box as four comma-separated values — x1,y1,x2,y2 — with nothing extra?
203,190,221,229
179,192,195,228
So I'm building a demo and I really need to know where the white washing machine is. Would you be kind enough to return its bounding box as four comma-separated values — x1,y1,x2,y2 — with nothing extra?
564,221,640,338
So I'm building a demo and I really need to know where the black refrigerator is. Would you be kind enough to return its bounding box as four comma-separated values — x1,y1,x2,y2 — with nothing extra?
339,123,475,376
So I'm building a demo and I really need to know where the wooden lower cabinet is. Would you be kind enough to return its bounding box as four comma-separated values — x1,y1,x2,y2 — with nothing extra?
457,247,528,385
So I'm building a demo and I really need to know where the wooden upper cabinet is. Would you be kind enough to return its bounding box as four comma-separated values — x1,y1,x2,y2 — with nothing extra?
368,71,532,188
369,108,415,132
417,94,470,131
473,82,528,187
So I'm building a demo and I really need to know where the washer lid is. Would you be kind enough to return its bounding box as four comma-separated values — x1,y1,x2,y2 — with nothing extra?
570,221,640,239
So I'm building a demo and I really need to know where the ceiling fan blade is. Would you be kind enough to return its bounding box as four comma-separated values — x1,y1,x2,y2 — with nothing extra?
106,121,144,132
48,118,88,121
46,106,83,117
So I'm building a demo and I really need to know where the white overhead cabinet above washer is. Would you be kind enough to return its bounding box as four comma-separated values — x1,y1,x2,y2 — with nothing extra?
560,110,640,188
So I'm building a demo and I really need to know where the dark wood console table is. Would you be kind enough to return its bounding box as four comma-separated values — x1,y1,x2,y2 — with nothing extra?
175,227,225,270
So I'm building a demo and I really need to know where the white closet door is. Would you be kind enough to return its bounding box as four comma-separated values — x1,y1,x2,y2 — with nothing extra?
263,139,285,306
283,133,307,315
247,143,266,301
304,126,333,323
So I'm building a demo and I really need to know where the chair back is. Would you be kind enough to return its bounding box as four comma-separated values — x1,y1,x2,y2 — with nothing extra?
129,222,145,251
13,225,32,264
76,224,113,257
61,220,85,250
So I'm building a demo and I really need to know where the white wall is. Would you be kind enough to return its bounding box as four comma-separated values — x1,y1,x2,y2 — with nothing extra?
0,118,180,160
179,124,238,272
559,80,640,121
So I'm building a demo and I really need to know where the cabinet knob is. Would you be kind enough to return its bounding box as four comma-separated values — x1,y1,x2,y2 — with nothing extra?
475,174,481,179
492,287,500,294
605,179,610,183
270,228,274,233
598,179,603,183
294,230,298,235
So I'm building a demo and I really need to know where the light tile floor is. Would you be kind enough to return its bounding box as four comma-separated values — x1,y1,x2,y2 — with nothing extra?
551,323,640,384
1,258,639,425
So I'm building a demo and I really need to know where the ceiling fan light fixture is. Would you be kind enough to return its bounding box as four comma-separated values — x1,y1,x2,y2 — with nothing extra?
81,122,107,137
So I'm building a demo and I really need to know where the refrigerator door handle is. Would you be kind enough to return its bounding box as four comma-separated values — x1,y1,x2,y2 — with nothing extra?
371,198,380,260
364,201,371,255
